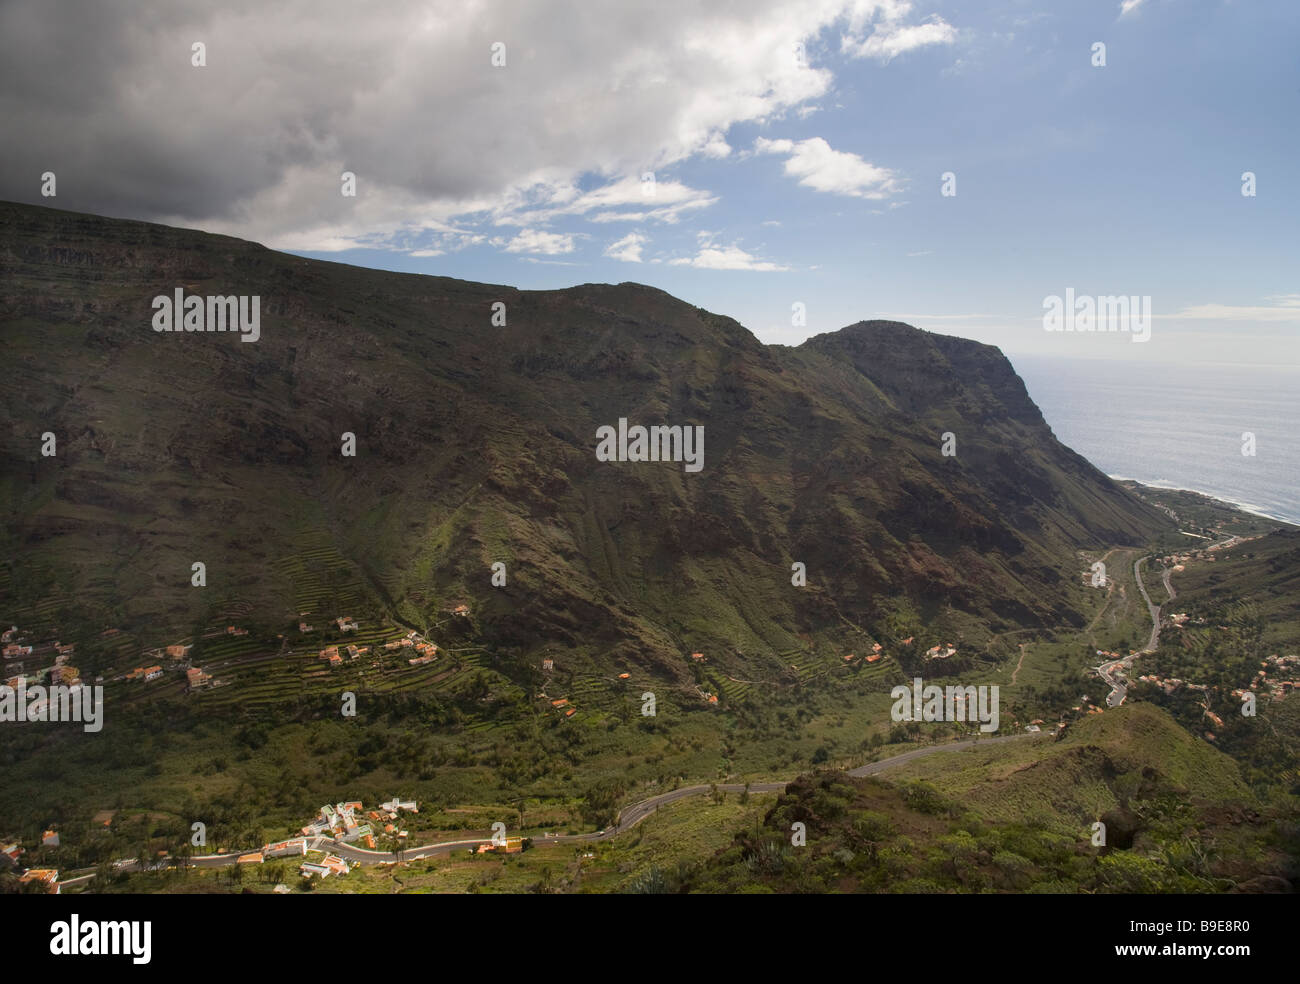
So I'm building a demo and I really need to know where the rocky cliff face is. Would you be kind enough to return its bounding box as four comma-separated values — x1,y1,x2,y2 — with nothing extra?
0,201,1171,681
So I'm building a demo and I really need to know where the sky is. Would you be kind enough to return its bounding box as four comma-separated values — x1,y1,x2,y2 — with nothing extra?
2,0,1297,365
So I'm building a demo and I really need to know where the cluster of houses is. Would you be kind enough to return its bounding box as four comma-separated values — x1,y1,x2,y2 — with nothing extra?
550,697,576,717
1243,654,1300,702
1135,672,1207,696
925,644,958,660
318,643,371,666
299,797,419,850
407,635,438,666
314,628,444,668
3,628,87,690
2,835,60,894
298,613,361,636
301,801,375,847
2,625,32,659
842,643,889,665
381,630,440,665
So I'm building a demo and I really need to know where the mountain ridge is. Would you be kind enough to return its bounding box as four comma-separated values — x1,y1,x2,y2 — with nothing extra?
0,200,1172,685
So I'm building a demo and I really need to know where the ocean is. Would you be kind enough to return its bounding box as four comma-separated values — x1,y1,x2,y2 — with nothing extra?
1011,356,1300,525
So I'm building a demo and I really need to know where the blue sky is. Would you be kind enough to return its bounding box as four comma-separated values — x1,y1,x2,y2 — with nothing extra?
6,0,1295,365
287,1,1299,365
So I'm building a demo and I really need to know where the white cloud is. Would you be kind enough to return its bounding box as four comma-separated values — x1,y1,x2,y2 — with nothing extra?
501,229,576,255
701,133,733,158
1169,295,1300,322
755,136,902,199
840,2,957,61
669,238,789,271
1,0,961,254
1119,0,1146,17
605,233,648,262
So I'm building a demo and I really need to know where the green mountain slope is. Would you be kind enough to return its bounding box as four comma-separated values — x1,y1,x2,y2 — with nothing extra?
1,200,1171,685
686,704,1295,893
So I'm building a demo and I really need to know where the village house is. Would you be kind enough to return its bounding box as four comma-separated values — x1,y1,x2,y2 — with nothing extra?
298,855,350,878
380,797,417,814
477,837,524,855
299,620,314,633
264,839,307,858
226,625,248,636
336,616,359,632
0,842,23,867
542,658,554,671
19,868,59,894
42,830,59,848
452,605,470,617
165,644,191,659
186,667,211,690
127,665,163,681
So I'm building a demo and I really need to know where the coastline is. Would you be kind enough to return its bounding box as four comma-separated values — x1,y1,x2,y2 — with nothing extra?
1110,475,1300,527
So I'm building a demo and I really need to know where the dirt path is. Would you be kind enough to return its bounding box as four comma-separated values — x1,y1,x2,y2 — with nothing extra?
1010,643,1027,685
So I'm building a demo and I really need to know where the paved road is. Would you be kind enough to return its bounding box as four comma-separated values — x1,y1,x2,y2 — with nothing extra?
94,732,1046,877
1092,554,1163,708
1133,555,1162,654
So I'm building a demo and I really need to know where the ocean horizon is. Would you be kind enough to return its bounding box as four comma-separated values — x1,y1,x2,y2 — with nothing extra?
1011,355,1300,526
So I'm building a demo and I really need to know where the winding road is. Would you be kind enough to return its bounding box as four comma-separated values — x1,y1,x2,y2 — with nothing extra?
71,732,1044,879
1093,555,1163,708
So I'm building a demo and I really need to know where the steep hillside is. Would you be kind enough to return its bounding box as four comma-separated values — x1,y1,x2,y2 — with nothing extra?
685,704,1296,893
0,201,1171,686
